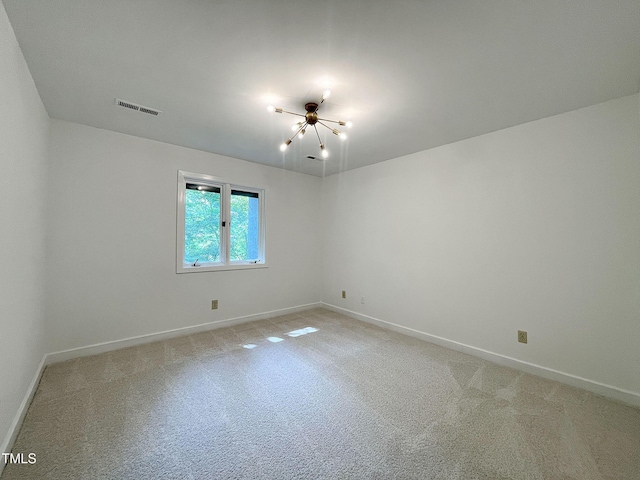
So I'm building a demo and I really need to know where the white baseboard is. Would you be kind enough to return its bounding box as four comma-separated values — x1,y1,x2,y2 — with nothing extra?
4,299,635,473
0,354,47,477
321,303,640,408
46,302,322,365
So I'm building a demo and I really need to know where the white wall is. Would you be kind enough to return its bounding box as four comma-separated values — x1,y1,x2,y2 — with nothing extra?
0,0,50,454
321,94,640,398
46,120,322,352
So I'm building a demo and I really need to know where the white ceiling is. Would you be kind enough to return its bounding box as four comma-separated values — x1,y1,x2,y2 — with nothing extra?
4,1,639,177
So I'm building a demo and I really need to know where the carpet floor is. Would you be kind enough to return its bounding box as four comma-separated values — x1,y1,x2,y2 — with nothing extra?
2,308,639,479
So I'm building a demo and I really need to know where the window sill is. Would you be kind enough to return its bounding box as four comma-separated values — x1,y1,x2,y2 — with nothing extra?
177,263,268,274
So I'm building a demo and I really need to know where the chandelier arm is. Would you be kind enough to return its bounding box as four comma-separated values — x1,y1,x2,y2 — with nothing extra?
289,122,307,143
313,124,322,146
316,117,344,124
316,120,336,132
290,121,308,141
279,109,306,117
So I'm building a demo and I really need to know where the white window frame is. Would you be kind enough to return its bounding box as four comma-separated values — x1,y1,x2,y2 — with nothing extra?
177,170,267,273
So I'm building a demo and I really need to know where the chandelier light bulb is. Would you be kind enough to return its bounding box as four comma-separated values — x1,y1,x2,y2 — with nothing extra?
340,133,347,141
345,121,353,129
267,105,275,113
321,145,329,158
280,138,292,152
322,89,331,100
300,128,306,137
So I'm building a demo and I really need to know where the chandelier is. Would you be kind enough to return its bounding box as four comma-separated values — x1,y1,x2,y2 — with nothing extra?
267,90,352,159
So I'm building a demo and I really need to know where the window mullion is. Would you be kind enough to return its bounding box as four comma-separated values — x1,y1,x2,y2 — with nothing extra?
222,184,231,265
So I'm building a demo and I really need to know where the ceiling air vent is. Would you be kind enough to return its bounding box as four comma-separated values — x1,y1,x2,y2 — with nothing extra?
306,155,323,161
114,98,161,116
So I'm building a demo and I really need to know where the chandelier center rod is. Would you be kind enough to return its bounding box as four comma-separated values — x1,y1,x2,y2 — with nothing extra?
304,103,319,125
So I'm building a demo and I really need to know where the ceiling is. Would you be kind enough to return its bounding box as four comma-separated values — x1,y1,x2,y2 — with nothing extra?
4,1,639,177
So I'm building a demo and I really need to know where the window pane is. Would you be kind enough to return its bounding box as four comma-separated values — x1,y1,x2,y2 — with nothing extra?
230,190,259,261
185,186,220,264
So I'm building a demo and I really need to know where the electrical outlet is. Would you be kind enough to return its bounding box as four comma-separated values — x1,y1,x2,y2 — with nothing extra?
518,330,527,344
342,290,346,299
211,300,219,310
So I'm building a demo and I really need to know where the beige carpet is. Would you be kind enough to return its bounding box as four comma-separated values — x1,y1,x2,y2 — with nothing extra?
3,308,639,479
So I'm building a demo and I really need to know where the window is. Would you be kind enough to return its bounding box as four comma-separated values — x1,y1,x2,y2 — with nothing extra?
177,171,266,272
